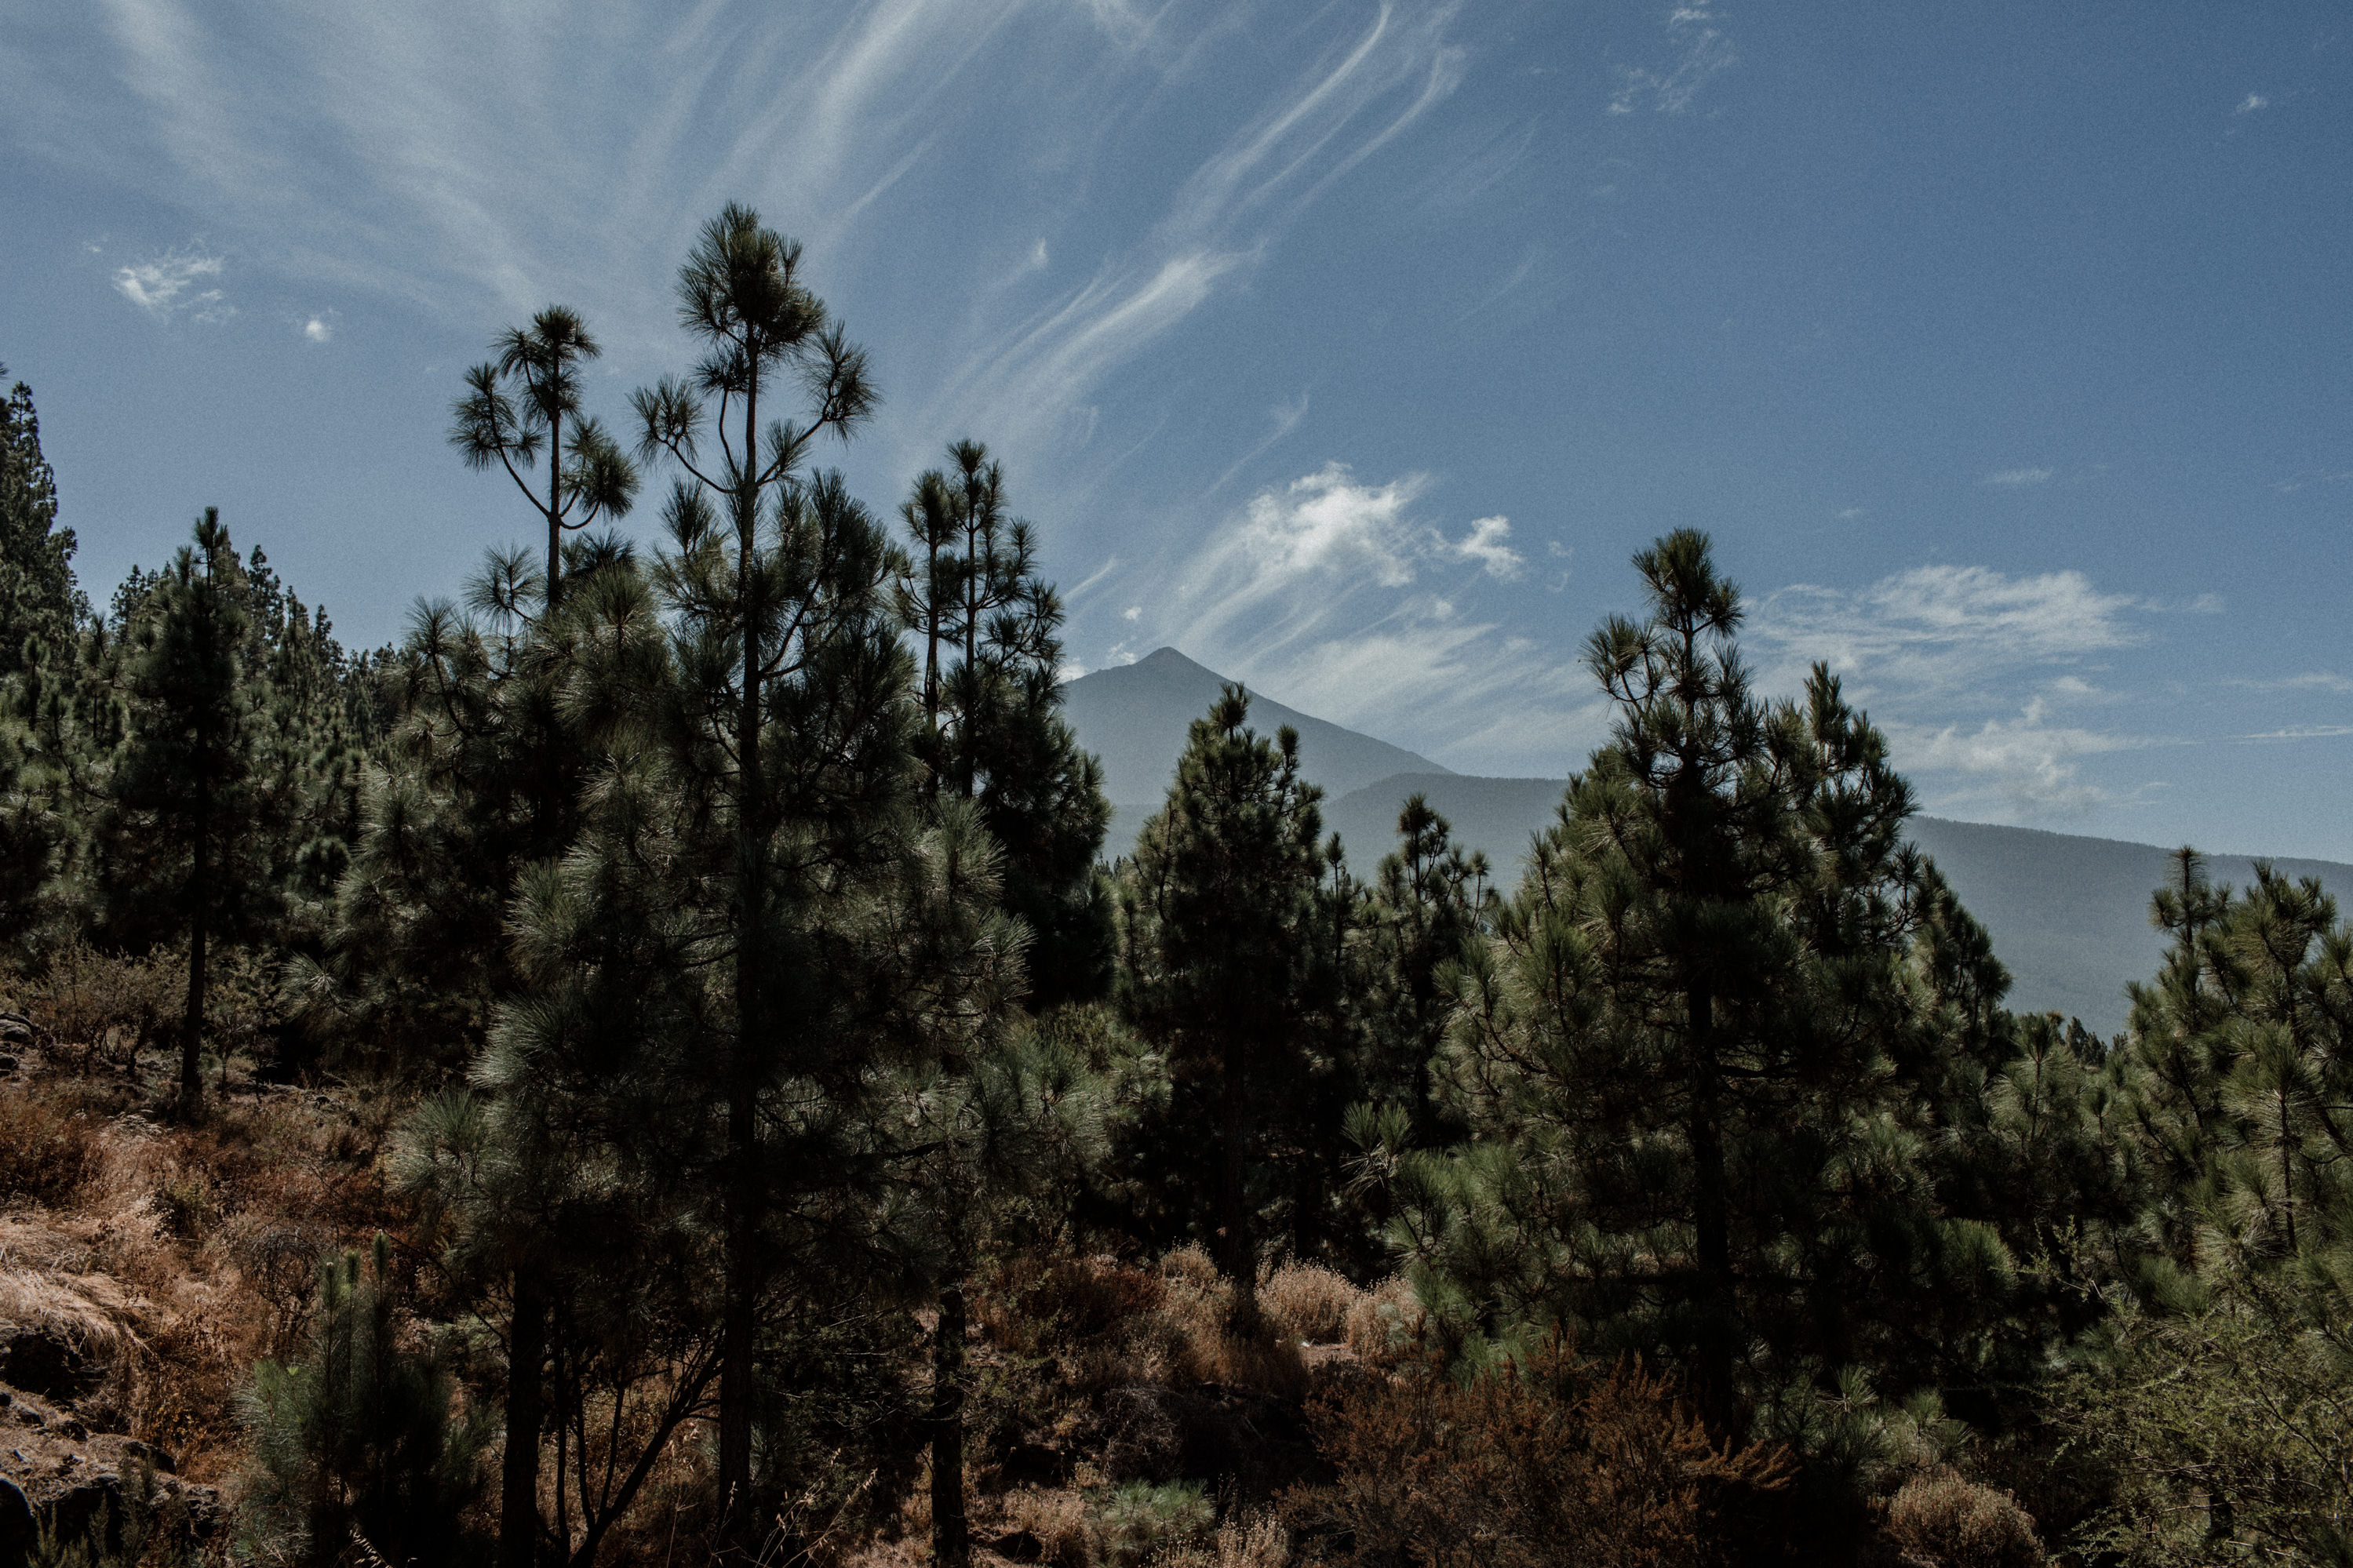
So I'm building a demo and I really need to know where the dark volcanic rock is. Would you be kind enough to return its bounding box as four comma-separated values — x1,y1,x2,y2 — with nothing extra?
0,1384,220,1553
0,1319,105,1404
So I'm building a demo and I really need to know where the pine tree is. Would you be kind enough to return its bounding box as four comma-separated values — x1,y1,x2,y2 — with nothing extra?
894,442,1112,1005
626,203,923,1552
240,1234,494,1567
0,366,90,675
310,541,645,1568
450,307,640,611
99,509,278,1110
1357,793,1494,1131
1393,531,2023,1449
1115,685,1328,1326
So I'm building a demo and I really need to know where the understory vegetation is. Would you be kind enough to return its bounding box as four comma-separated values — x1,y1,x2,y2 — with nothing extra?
3,209,2351,1566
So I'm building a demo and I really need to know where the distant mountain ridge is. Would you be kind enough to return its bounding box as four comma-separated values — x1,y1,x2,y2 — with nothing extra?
1060,651,2353,1039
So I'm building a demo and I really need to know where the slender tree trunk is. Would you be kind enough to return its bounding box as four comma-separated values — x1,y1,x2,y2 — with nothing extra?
717,380,763,1561
931,1278,968,1568
180,817,209,1111
1686,980,1734,1437
501,1271,548,1568
546,410,565,611
1220,1029,1256,1331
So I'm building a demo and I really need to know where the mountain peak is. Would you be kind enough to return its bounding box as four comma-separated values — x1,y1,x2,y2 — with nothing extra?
1062,649,1452,808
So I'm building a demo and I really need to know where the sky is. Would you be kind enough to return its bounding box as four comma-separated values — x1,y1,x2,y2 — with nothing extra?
5,2,2352,859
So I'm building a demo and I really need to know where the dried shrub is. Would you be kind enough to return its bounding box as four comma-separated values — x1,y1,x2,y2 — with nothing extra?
1149,1248,1304,1397
989,1253,1168,1351
1879,1470,2043,1568
0,1079,104,1203
1340,1277,1419,1365
1259,1262,1358,1345
1284,1338,1790,1568
29,943,184,1067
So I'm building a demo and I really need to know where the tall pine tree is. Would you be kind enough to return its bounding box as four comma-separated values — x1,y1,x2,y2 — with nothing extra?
100,509,276,1109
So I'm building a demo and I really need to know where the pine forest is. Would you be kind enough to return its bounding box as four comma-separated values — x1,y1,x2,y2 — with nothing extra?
6,209,2353,1568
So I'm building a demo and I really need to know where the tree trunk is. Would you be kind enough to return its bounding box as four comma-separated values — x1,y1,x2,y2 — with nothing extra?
1220,1030,1256,1332
546,410,564,611
1686,980,1734,1438
931,1279,968,1568
716,382,763,1563
500,1271,548,1568
180,829,209,1112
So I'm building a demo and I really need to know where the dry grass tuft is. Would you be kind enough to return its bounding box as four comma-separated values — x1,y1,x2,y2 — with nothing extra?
1005,1486,1095,1568
1153,1509,1289,1568
1258,1262,1357,1346
1881,1469,2045,1568
0,1080,105,1204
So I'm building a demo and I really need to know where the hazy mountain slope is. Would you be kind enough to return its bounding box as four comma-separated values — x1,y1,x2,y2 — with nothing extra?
1066,653,2352,1039
1903,818,2353,1037
1064,646,1449,807
1320,772,1561,875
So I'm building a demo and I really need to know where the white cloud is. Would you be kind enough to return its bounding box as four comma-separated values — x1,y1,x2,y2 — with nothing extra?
303,314,333,342
1901,700,2139,818
1982,466,2053,487
2237,93,2269,114
2240,725,2353,741
928,4,1464,456
112,244,231,322
1757,563,2144,696
1608,5,1736,115
2227,670,2353,694
1452,515,1524,578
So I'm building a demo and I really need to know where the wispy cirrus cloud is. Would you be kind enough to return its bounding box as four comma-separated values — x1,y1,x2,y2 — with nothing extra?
1982,465,2053,487
111,244,231,322
923,3,1465,457
1608,5,1736,115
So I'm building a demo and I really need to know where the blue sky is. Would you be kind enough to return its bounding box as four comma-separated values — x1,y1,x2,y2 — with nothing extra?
5,2,2352,857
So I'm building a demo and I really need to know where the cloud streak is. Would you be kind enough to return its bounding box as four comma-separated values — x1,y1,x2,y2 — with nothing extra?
112,244,231,322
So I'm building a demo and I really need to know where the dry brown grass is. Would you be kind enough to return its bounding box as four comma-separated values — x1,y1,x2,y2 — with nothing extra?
1258,1262,1357,1346
1004,1486,1095,1568
1879,1469,2045,1568
1153,1509,1289,1568
0,1067,404,1482
0,1078,106,1204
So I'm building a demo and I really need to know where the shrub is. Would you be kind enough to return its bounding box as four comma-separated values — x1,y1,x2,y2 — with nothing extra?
1259,1261,1357,1345
1284,1339,1790,1568
30,944,184,1068
1879,1470,2043,1568
1339,1277,1419,1365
